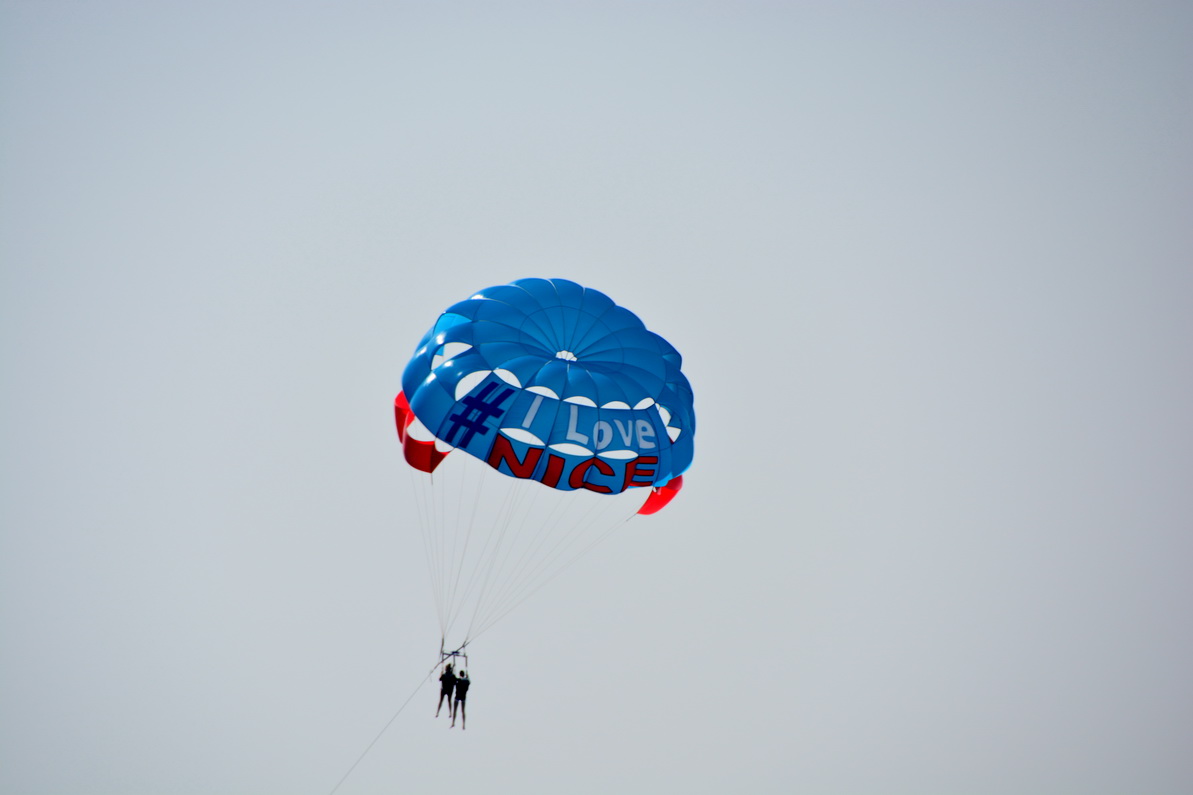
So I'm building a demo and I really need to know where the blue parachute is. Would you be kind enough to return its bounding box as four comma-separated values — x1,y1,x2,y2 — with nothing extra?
396,277,693,507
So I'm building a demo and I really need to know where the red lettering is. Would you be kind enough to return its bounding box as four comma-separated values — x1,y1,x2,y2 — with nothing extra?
622,456,658,491
486,435,543,478
569,457,614,493
541,453,566,488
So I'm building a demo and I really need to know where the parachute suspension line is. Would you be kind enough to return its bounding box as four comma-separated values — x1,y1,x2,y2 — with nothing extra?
428,468,451,635
470,486,555,639
468,488,638,640
435,467,450,633
467,483,576,638
462,478,536,640
412,467,442,633
447,472,521,644
414,450,654,648
433,460,467,638
469,510,640,644
326,657,441,795
423,458,455,641
408,466,446,635
460,473,532,643
470,475,561,639
438,458,457,638
441,450,489,642
439,456,468,630
485,484,600,603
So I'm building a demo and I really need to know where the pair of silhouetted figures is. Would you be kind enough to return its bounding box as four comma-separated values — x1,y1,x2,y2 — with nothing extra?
435,663,471,729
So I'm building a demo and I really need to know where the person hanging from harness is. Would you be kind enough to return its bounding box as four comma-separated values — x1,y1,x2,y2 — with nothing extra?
435,662,456,718
451,669,470,730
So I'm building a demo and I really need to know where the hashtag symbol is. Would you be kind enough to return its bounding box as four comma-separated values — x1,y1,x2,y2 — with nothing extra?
445,381,515,446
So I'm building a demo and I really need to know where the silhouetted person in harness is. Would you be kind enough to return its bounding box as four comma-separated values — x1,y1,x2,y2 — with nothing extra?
436,663,456,718
451,669,470,730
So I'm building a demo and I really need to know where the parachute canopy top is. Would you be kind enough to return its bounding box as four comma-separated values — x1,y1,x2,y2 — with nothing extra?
395,277,694,510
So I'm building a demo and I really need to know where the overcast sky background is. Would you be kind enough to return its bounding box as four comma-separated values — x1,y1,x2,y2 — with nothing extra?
2,2,1192,794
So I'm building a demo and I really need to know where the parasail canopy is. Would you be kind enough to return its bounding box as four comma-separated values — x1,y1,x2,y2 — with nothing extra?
394,277,695,645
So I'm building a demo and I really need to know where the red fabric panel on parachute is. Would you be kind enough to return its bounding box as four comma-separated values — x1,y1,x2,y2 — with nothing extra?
394,392,448,474
637,475,683,515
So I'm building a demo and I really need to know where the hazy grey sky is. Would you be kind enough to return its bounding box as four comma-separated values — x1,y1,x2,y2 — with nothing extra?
2,2,1191,793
